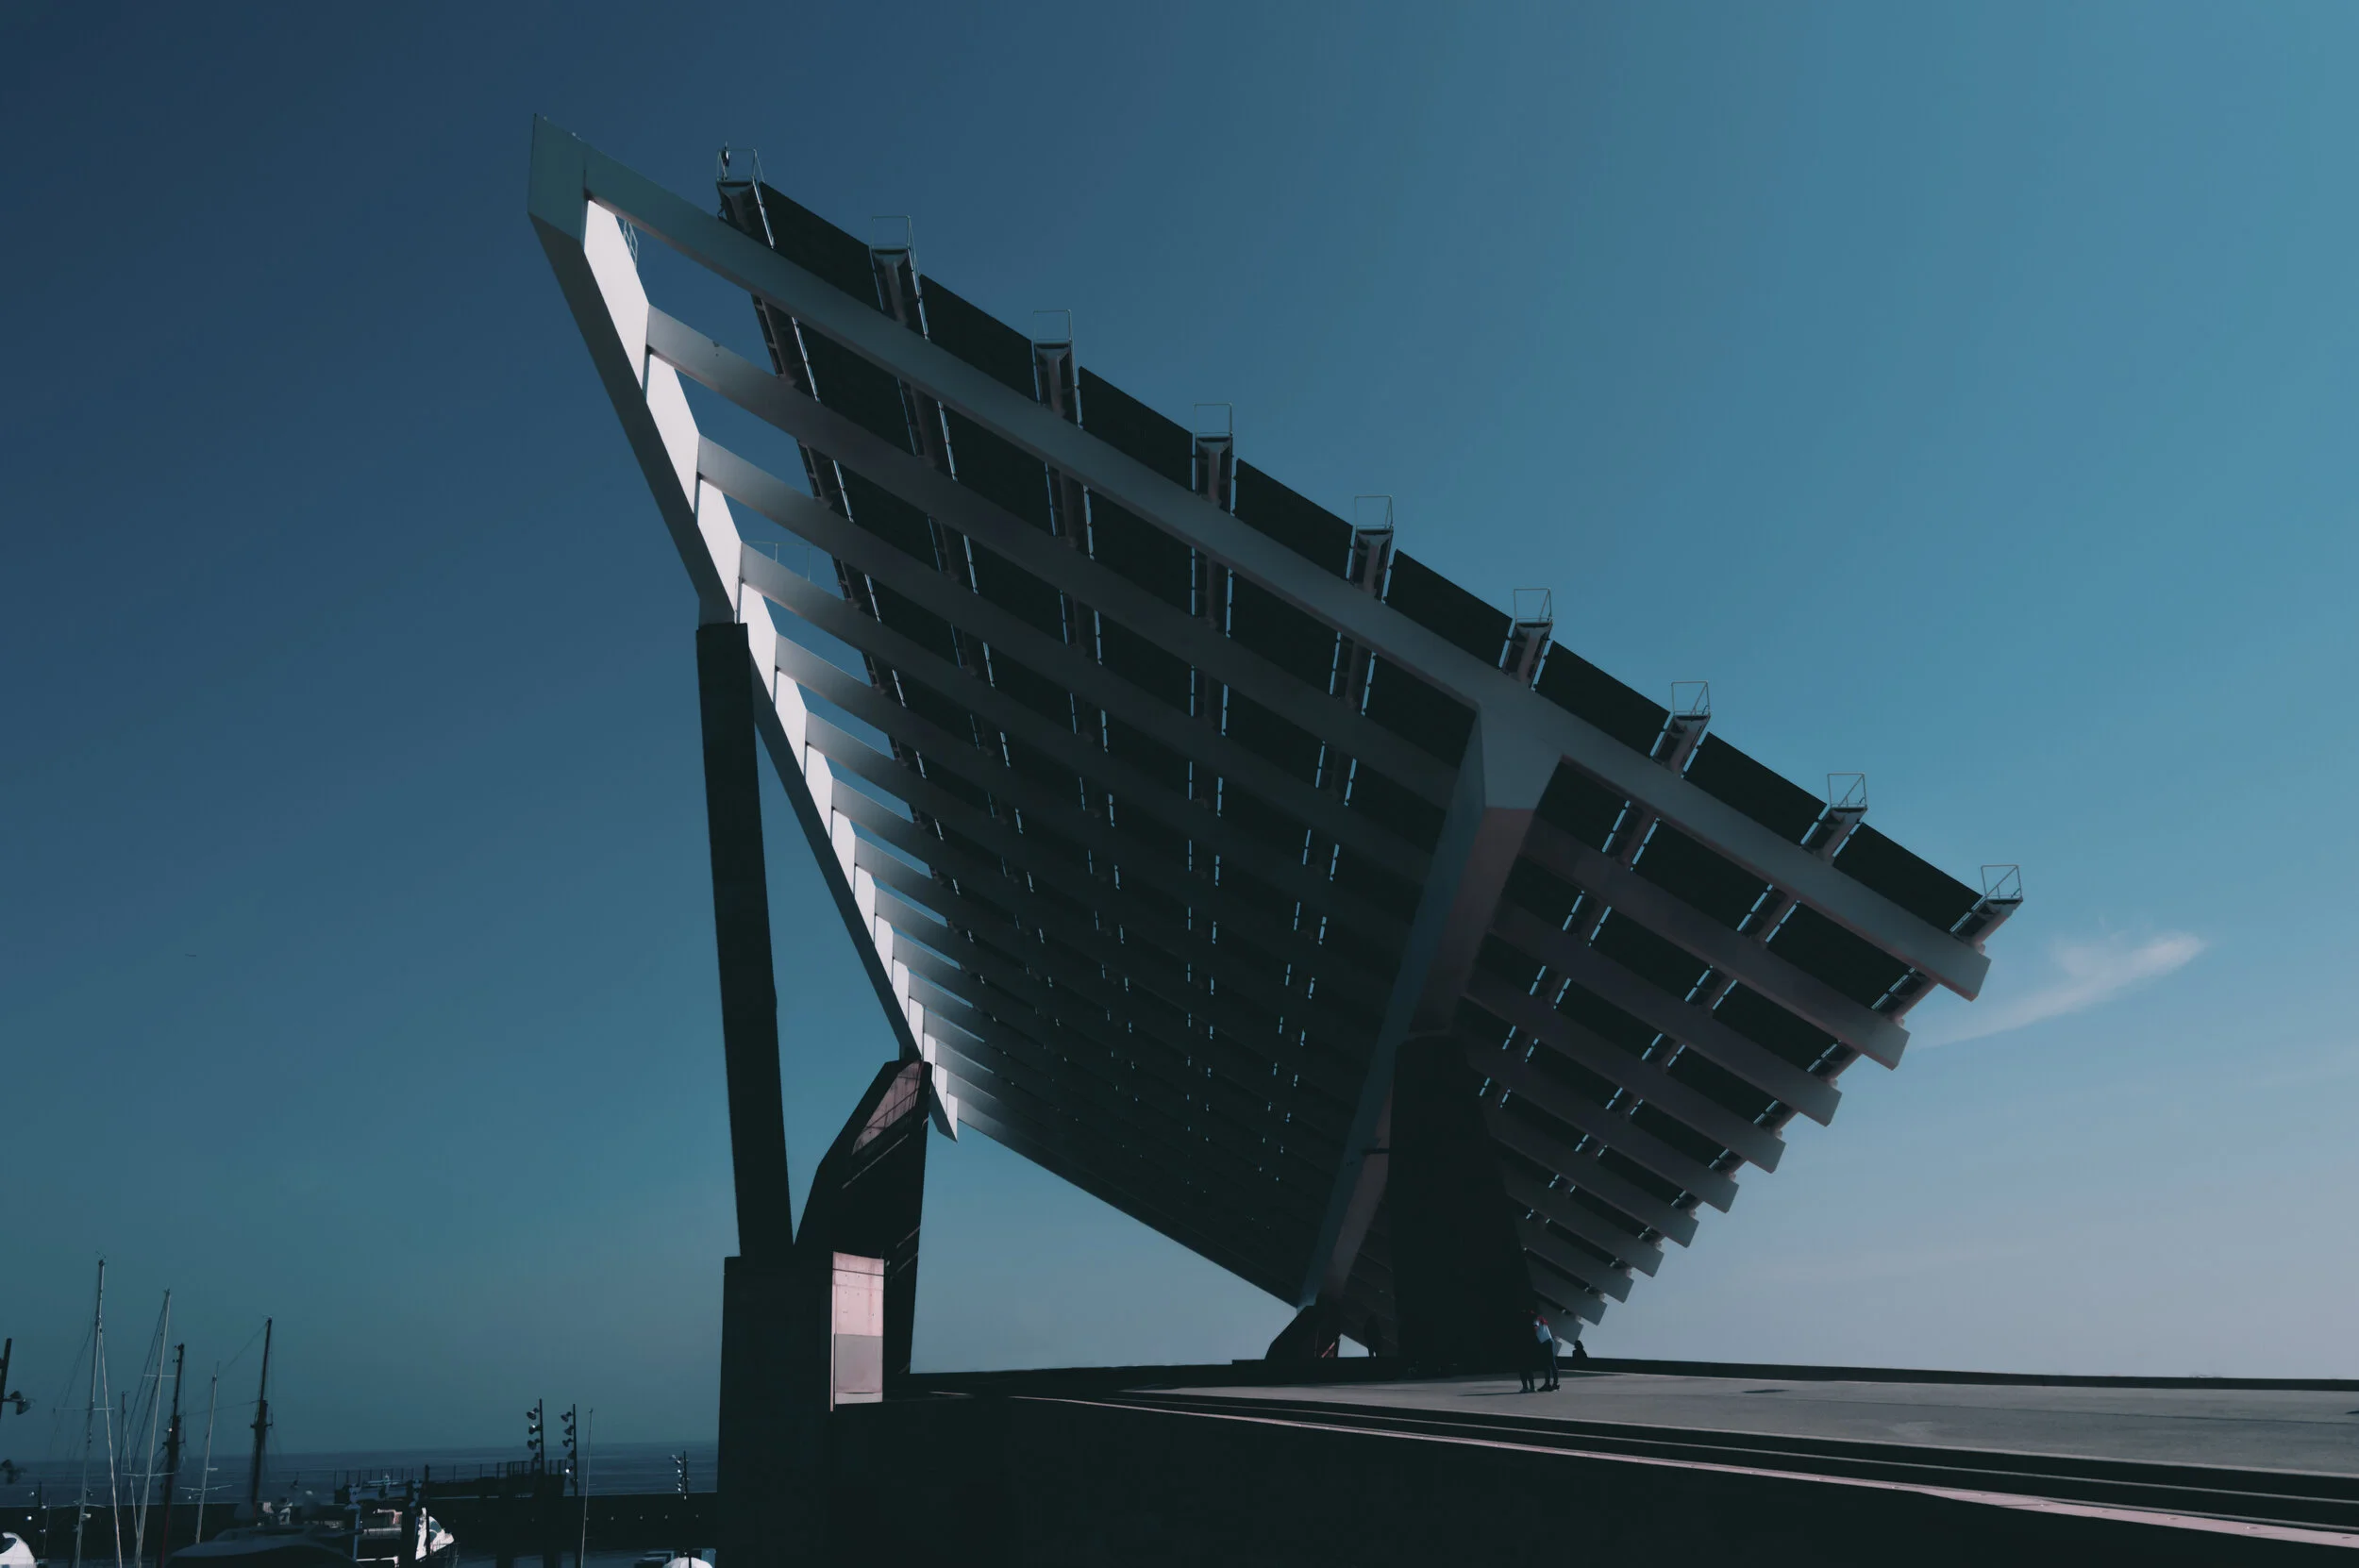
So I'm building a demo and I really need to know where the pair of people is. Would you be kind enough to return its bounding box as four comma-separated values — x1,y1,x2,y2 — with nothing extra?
1519,1308,1562,1392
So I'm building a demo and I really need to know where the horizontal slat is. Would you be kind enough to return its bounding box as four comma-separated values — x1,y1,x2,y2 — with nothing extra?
1523,1260,1608,1326
1476,1043,1740,1213
873,882,1350,1133
736,510,1430,879
646,309,1461,805
897,933,1338,1182
1518,1216,1633,1303
867,856,1340,1128
1522,819,1909,1068
772,632,1411,954
1499,1168,1663,1276
876,903,1358,1146
1483,1103,1699,1246
842,792,1368,1103
1496,903,1842,1126
895,927,1341,1178
1466,972,1784,1172
801,709,1388,994
771,629,1413,953
913,979,1331,1224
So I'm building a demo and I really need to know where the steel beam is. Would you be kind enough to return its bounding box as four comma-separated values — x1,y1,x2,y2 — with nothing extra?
567,138,1989,998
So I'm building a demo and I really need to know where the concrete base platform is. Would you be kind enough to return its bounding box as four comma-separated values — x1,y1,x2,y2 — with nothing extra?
1192,1369,2359,1476
843,1361,2359,1562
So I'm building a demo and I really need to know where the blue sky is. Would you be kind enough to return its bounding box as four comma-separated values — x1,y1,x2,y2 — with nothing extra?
6,1,2357,1452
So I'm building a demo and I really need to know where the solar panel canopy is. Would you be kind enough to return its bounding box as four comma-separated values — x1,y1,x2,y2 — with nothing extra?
530,121,2019,1356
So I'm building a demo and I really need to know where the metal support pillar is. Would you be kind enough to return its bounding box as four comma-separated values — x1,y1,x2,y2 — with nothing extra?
1293,713,1561,1344
696,620,806,1568
1264,1299,1342,1360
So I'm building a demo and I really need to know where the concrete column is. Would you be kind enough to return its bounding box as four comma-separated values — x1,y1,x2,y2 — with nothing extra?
694,621,795,1257
717,1257,823,1566
694,622,806,1568
1389,1033,1532,1370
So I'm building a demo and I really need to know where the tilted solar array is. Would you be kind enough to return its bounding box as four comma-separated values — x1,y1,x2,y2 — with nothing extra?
530,123,2018,1353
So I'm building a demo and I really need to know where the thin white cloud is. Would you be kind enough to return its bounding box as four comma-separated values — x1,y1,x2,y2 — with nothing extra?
1918,930,2205,1047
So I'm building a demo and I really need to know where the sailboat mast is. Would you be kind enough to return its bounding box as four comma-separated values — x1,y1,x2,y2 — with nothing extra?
108,1385,125,1568
155,1344,185,1568
191,1373,219,1547
575,1410,593,1568
73,1259,105,1568
130,1293,171,1567
244,1321,272,1516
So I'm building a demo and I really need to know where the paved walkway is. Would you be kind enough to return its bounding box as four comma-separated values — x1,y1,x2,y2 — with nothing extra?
1185,1372,2359,1476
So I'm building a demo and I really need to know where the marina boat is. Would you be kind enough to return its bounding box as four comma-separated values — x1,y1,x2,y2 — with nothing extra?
167,1319,455,1568
170,1486,456,1568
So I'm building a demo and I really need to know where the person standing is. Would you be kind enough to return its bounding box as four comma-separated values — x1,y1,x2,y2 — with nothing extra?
1531,1309,1559,1392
